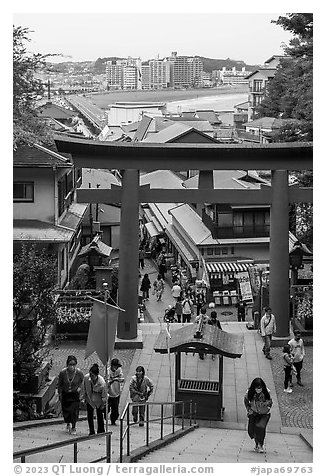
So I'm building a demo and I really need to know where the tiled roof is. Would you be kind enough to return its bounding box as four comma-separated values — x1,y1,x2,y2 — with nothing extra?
13,219,73,242
234,101,249,110
143,122,191,142
133,115,154,142
183,170,268,190
246,68,277,80
81,169,120,189
243,117,295,130
143,123,217,143
79,235,112,258
214,129,236,139
37,102,77,120
97,125,124,141
196,110,222,124
59,203,88,230
13,144,72,167
140,170,185,190
168,204,212,245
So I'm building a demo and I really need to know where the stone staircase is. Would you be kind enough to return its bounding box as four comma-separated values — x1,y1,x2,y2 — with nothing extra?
14,418,313,464
13,418,187,463
136,427,313,464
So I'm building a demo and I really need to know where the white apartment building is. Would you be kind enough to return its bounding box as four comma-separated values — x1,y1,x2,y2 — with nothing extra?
106,57,142,90
219,67,251,85
149,58,168,89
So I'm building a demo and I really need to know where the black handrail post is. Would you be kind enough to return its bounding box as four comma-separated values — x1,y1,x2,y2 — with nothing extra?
172,403,175,434
189,401,192,426
127,404,130,457
73,442,78,463
160,404,164,440
146,403,149,446
119,416,123,463
106,434,111,463
21,456,25,463
194,402,197,425
182,401,185,430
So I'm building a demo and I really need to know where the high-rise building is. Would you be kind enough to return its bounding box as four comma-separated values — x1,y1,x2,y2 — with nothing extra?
106,61,124,90
141,63,151,90
167,52,203,88
106,57,142,90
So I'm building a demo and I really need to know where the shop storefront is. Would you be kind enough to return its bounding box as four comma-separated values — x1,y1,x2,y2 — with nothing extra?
205,261,253,306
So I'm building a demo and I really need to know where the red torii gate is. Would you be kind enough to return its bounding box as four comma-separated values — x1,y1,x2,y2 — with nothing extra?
54,137,313,341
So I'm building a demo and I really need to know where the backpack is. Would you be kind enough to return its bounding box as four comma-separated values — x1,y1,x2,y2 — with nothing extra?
182,299,192,314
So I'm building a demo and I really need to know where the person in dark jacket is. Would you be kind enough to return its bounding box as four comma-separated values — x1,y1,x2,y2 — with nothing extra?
139,247,145,270
57,355,84,435
140,273,151,300
244,377,273,453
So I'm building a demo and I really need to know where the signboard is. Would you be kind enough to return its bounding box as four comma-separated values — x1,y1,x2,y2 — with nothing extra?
236,271,253,302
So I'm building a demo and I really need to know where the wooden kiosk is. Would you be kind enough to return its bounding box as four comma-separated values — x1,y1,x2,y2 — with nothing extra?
154,318,243,421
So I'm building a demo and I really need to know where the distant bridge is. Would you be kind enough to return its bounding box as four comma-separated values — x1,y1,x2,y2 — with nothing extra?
65,95,107,132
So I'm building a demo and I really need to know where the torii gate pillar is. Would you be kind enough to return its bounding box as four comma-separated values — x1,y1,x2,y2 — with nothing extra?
117,169,139,339
269,170,290,337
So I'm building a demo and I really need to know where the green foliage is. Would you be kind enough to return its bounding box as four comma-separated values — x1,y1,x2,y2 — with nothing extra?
256,14,313,140
13,25,54,148
13,245,57,388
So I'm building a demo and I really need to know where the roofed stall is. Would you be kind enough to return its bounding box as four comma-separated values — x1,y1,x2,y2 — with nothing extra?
154,318,244,420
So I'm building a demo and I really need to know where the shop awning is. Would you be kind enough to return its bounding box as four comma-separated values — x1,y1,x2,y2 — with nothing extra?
206,262,250,273
145,221,160,237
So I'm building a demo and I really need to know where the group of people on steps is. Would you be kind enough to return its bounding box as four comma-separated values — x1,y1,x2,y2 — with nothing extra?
57,356,153,435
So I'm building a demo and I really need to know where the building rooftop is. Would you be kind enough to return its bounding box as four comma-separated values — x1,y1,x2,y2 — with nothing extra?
13,219,73,242
37,101,77,120
13,144,72,168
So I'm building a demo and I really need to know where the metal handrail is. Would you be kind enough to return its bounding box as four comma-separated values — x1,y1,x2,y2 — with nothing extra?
13,431,112,463
119,400,197,463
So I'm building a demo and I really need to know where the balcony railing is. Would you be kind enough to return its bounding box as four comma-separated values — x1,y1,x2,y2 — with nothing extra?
216,225,270,238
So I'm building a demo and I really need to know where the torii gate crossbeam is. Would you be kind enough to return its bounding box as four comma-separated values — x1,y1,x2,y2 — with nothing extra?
55,137,313,340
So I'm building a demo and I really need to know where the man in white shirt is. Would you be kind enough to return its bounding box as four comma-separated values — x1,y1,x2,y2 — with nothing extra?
260,307,277,360
288,331,305,386
171,282,182,302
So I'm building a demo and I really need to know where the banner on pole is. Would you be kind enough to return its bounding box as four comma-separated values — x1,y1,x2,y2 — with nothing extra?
85,298,123,366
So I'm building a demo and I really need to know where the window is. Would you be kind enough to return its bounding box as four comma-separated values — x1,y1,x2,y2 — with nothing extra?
214,247,221,255
207,248,214,255
253,80,263,92
13,182,34,202
222,247,228,255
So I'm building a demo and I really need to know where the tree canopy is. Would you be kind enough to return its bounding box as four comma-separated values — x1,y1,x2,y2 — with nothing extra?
13,25,54,148
256,14,313,142
13,245,57,388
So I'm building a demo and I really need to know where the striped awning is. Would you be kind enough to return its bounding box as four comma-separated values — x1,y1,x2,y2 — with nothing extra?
206,262,250,273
